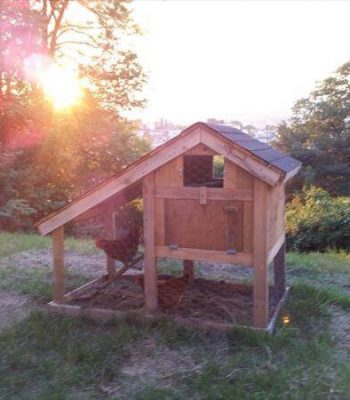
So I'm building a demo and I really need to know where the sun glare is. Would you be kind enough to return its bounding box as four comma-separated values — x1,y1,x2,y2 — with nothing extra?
39,64,83,110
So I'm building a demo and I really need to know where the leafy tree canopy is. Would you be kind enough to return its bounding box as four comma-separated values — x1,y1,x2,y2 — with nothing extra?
274,61,350,195
0,0,149,231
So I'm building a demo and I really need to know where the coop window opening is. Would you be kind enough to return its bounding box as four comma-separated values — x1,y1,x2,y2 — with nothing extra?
183,155,224,187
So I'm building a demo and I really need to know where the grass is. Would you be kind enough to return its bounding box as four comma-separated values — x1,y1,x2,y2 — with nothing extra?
0,232,350,399
0,231,97,258
0,287,343,400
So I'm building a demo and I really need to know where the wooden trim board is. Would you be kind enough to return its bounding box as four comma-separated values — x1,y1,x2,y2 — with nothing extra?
143,173,159,312
37,123,290,236
267,233,285,265
48,277,288,334
155,187,253,201
156,246,253,265
200,128,281,186
37,130,201,235
52,227,64,303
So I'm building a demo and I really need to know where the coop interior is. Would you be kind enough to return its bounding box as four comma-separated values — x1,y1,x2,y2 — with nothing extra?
60,143,286,330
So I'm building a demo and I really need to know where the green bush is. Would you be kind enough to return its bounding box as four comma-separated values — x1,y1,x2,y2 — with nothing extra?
286,186,350,252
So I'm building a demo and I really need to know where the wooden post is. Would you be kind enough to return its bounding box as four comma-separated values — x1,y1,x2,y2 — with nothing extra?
143,173,159,312
105,202,116,279
52,226,64,303
183,259,194,282
274,241,286,300
253,179,269,328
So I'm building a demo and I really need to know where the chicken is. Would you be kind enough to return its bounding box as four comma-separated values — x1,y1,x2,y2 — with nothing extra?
95,224,142,265
132,274,191,310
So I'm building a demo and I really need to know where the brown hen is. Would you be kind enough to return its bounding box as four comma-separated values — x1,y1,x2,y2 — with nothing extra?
95,224,141,265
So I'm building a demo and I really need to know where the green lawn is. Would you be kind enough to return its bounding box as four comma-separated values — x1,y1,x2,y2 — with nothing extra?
0,232,349,399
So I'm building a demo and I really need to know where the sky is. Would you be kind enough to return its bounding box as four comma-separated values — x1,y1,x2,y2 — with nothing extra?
129,0,350,127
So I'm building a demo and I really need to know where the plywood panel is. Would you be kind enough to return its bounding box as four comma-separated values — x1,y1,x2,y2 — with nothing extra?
224,159,254,190
224,159,236,188
236,165,254,190
155,156,183,187
165,199,243,251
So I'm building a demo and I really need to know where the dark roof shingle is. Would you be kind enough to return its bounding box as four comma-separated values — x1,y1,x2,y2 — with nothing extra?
203,122,301,174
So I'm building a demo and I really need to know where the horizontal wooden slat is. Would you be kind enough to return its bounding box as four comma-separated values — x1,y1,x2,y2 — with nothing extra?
154,187,253,201
156,246,253,265
38,130,201,235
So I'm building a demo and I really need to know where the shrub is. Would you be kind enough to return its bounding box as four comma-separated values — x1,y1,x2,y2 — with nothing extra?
286,186,350,252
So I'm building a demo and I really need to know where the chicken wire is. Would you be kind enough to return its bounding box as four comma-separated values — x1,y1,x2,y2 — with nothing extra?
183,155,223,187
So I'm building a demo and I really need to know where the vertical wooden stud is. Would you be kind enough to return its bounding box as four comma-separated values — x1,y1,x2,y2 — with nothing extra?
274,241,286,299
105,202,116,278
253,179,269,328
143,173,159,312
52,226,64,303
183,259,194,282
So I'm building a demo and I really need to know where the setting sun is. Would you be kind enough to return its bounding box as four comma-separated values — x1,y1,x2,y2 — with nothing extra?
39,64,83,110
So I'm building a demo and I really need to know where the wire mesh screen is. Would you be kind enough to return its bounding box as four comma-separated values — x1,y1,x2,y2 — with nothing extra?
95,200,143,267
269,243,286,319
183,155,223,187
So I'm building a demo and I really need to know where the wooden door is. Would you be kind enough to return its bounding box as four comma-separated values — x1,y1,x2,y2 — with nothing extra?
164,199,243,251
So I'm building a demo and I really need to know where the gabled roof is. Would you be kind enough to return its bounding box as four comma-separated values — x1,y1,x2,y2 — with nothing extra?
37,122,301,235
206,123,301,173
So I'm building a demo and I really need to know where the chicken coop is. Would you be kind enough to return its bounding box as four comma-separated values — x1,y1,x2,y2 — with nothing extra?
37,122,301,331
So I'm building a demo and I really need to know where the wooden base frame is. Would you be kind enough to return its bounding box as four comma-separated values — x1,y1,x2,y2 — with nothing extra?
47,276,289,334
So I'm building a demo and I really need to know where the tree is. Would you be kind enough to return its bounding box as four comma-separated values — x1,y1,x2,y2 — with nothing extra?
243,124,257,137
0,0,149,230
274,61,350,195
0,0,145,143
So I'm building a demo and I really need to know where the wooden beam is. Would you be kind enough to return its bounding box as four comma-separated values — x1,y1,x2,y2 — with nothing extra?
183,259,194,281
143,173,159,312
38,130,201,236
267,233,285,265
156,246,253,265
154,187,253,201
199,187,207,205
52,226,64,303
273,241,286,300
184,143,218,156
105,202,116,279
200,128,281,186
253,179,269,328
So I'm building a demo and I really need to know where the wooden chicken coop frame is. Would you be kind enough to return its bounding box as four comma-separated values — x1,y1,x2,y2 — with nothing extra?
37,122,301,331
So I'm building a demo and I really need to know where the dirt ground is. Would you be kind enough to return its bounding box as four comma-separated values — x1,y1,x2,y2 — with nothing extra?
68,274,280,326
